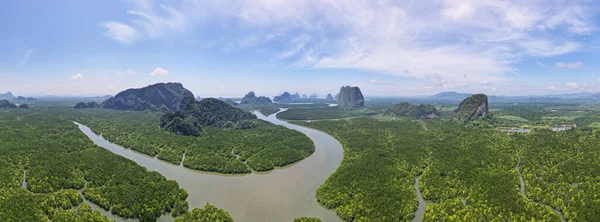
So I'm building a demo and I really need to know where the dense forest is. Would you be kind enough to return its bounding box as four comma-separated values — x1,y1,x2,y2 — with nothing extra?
384,102,439,119
300,115,599,221
0,109,191,221
70,108,314,173
160,97,257,136
277,107,376,120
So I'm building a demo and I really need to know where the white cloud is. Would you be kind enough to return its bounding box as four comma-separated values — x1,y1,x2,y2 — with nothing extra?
149,67,168,76
101,0,596,86
70,73,83,80
555,62,583,69
536,60,547,68
442,0,474,20
565,82,578,89
99,22,139,44
20,49,34,66
370,79,395,85
127,4,187,38
519,40,580,57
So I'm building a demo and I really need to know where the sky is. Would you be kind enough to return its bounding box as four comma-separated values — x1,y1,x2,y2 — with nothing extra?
2,0,600,97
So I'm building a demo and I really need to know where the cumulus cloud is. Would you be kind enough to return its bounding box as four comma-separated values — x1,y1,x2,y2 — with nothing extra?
564,82,578,89
70,73,83,80
149,67,168,76
555,62,583,69
99,22,139,44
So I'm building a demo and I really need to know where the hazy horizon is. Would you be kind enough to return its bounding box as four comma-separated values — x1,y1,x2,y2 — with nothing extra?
3,0,600,97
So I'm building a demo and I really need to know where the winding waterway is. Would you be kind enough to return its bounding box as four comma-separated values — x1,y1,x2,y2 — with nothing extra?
412,177,426,222
76,109,343,222
515,153,565,222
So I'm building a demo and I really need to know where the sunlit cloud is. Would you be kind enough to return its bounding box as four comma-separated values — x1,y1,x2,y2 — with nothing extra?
70,73,83,80
149,67,168,76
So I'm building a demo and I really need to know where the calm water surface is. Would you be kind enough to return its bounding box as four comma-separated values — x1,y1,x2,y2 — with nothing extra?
76,109,343,222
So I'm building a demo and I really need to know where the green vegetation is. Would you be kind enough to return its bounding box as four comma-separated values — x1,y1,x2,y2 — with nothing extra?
259,108,281,116
0,99,18,108
385,102,439,119
160,97,257,136
294,217,322,222
74,101,100,109
299,113,599,221
175,203,232,222
72,108,314,173
454,94,489,123
103,82,194,111
0,109,187,221
277,107,376,120
298,118,427,221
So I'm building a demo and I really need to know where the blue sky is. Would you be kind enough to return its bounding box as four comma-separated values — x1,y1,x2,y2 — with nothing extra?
2,0,600,97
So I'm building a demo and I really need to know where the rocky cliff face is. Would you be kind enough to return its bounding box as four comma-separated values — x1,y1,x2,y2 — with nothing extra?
240,91,272,104
102,82,194,111
337,86,365,108
454,94,489,123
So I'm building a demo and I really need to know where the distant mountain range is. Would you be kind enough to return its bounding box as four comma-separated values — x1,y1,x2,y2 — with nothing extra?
428,91,600,101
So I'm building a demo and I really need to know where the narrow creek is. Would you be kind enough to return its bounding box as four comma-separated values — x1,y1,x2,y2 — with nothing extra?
412,177,426,222
516,153,565,222
76,108,343,222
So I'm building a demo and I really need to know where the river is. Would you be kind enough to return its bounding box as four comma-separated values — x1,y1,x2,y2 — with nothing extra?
76,108,343,222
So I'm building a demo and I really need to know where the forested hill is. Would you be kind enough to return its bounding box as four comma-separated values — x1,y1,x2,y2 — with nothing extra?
385,102,439,119
160,97,257,136
102,82,194,111
454,93,489,123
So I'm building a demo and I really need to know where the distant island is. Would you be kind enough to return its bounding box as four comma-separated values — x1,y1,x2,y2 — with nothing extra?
240,91,272,104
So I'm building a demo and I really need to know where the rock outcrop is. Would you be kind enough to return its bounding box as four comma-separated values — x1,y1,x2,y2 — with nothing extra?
326,93,334,100
337,86,365,108
454,94,489,123
385,102,439,119
240,91,272,104
309,93,318,99
102,82,194,111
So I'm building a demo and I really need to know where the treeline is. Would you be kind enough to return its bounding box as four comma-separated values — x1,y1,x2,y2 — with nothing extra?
0,109,225,221
277,107,377,120
70,108,314,173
